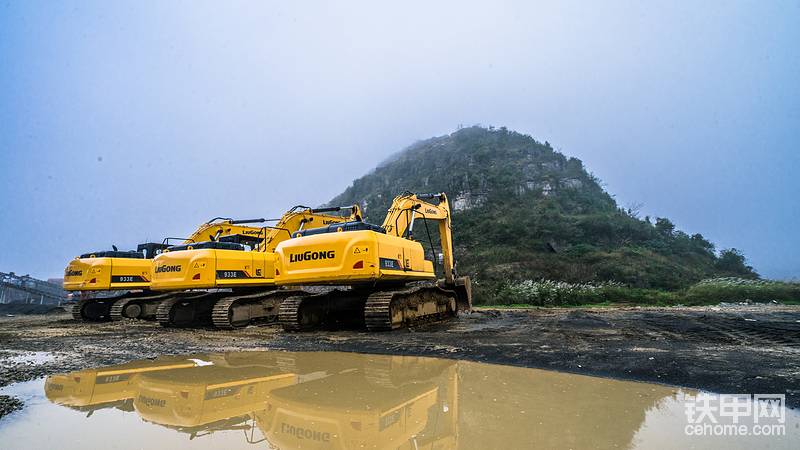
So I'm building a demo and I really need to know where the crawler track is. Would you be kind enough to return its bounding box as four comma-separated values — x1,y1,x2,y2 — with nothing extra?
277,294,315,331
211,290,300,330
364,286,457,331
280,284,459,332
363,292,394,331
156,297,183,327
71,295,127,322
70,298,89,321
109,297,138,321
156,292,229,328
110,293,173,321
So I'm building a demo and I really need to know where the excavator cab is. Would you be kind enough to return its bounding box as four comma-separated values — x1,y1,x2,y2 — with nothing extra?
137,242,171,259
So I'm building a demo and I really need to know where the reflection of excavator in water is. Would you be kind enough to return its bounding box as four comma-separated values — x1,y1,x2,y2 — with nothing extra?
44,355,205,414
45,351,458,448
42,351,678,449
260,354,458,450
147,205,362,329
275,192,472,331
133,353,296,439
66,217,272,322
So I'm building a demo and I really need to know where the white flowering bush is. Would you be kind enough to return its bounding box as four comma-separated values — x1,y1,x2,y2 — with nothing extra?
482,277,799,306
685,277,800,304
492,279,644,306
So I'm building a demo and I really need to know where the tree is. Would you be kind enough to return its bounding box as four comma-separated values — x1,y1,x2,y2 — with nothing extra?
690,233,715,253
654,217,675,236
715,248,758,278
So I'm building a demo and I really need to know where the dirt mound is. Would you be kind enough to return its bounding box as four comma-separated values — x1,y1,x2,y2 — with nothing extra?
0,303,67,316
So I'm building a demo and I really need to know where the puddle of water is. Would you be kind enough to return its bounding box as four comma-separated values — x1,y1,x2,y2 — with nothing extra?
0,351,796,449
0,351,55,367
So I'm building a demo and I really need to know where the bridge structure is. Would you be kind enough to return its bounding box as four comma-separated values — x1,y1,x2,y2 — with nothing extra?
0,272,68,305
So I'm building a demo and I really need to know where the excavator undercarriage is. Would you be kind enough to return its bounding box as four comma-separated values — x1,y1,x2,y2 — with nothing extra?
152,289,305,329
278,278,471,331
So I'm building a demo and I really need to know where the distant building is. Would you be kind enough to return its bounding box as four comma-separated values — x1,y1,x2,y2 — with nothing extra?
0,272,67,305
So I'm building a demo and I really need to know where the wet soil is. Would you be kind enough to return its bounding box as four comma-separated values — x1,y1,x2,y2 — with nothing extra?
0,304,798,417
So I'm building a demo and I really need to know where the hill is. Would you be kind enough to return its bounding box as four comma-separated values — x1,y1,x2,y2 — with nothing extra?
329,126,757,303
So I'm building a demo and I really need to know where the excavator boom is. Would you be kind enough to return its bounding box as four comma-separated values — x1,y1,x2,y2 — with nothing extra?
380,192,455,284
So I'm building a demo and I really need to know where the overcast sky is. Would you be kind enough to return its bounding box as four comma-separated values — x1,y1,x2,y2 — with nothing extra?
1,1,798,280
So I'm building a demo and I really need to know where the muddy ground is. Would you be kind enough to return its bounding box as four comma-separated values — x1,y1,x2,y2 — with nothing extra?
1,304,799,417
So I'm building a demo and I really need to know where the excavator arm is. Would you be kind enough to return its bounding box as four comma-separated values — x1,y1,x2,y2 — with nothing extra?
257,205,362,252
174,205,360,253
381,193,455,284
186,219,270,245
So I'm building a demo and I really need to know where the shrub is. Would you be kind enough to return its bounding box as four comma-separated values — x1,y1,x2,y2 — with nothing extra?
485,279,678,306
684,277,800,304
474,277,800,307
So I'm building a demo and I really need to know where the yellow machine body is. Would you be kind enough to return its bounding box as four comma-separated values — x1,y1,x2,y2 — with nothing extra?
148,249,279,290
275,193,454,287
63,257,151,291
63,220,270,292
275,231,434,285
149,206,361,291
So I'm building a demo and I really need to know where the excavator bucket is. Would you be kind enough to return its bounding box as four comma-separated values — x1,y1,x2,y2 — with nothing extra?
441,276,472,312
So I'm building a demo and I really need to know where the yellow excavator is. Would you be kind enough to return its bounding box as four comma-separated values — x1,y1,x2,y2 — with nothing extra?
147,205,362,328
274,192,472,331
66,217,271,322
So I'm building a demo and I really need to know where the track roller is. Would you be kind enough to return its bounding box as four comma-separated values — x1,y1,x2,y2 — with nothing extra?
110,293,174,321
278,290,365,332
277,294,317,331
212,290,302,330
364,285,457,331
71,296,124,322
156,292,226,328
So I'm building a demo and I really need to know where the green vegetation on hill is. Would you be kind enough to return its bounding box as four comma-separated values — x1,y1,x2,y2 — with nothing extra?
486,278,800,307
329,126,761,304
